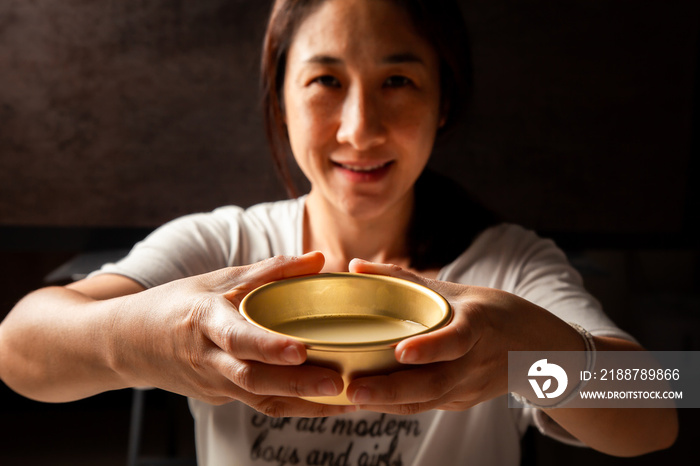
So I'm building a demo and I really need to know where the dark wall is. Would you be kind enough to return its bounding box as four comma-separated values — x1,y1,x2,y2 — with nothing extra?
1,0,698,237
1,0,281,228
451,0,698,237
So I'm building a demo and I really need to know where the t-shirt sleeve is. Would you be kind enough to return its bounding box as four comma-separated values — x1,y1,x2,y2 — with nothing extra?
505,225,633,340
444,223,633,341
89,207,246,288
444,224,637,446
499,225,635,445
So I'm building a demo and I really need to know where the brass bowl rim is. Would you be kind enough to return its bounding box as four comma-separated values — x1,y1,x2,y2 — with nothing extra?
239,272,453,350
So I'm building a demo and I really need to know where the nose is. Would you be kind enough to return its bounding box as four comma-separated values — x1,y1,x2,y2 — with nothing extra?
336,85,387,150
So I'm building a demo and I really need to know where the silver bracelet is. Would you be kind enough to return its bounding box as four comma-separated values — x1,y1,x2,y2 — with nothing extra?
511,322,596,409
568,322,596,374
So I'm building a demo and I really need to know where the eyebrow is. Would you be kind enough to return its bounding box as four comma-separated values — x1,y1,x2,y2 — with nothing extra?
305,55,343,65
304,52,425,66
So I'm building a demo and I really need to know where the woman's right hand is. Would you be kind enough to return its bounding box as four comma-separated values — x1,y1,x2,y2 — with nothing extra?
106,252,358,417
0,252,353,418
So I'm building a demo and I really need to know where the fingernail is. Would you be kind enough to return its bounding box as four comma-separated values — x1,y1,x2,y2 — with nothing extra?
351,387,371,404
399,347,418,364
319,378,340,396
282,345,303,364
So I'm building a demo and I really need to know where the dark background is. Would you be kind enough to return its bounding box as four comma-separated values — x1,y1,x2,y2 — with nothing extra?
1,0,698,464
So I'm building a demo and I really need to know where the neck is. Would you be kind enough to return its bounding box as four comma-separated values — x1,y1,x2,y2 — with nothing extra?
303,191,414,273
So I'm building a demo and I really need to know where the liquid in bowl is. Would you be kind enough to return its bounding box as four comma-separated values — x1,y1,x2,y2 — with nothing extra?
271,315,428,344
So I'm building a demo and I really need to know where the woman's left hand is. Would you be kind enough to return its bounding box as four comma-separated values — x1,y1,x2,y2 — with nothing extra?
346,260,678,457
345,259,583,414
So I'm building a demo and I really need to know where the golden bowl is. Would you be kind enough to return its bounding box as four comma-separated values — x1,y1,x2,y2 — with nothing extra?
239,272,452,405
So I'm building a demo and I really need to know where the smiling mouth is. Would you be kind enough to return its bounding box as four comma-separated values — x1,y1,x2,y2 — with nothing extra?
333,161,394,172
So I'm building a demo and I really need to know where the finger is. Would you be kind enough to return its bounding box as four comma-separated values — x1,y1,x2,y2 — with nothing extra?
211,351,346,399
220,252,325,306
395,304,479,364
351,401,437,416
182,370,356,417
354,398,478,415
348,258,423,282
244,394,358,418
350,258,470,296
437,400,479,411
243,251,326,287
350,259,477,365
203,298,308,365
346,362,461,406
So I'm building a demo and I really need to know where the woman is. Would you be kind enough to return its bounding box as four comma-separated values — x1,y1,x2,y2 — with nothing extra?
0,0,677,464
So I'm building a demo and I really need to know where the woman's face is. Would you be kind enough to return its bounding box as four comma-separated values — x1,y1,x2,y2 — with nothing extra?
283,0,443,221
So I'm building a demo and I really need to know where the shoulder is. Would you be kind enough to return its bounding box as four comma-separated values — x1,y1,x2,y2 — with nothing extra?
460,223,563,262
164,197,304,241
91,198,305,287
218,197,307,259
190,197,305,261
471,223,557,256
239,197,305,230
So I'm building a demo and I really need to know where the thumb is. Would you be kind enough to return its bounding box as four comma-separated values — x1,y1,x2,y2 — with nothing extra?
349,258,429,286
349,257,464,296
246,251,325,282
223,251,325,304
349,258,474,364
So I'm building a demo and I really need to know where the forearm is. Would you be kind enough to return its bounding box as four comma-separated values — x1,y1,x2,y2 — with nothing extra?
546,406,677,456
508,296,679,456
0,287,127,402
544,337,679,456
345,261,679,454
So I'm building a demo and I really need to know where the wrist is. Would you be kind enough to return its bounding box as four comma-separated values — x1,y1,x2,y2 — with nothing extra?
98,293,151,390
511,322,596,408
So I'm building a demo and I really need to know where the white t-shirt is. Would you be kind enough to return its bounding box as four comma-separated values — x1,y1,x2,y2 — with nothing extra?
95,196,632,466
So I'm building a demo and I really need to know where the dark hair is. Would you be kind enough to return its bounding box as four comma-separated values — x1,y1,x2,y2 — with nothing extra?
260,0,474,197
409,169,499,270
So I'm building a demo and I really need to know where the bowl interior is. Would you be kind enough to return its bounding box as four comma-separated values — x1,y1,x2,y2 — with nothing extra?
240,273,451,347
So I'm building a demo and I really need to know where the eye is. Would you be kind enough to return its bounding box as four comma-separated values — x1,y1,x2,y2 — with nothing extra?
312,75,341,88
383,75,413,88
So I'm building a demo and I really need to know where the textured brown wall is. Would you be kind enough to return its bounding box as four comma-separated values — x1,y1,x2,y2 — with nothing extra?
1,0,698,234
1,0,281,227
